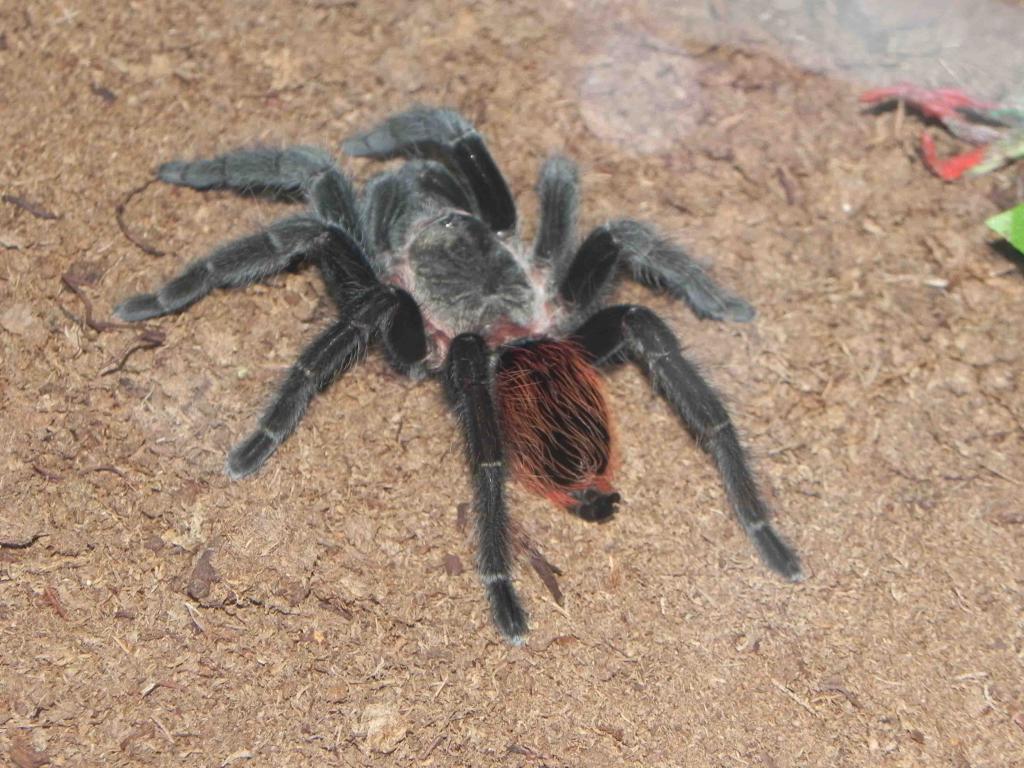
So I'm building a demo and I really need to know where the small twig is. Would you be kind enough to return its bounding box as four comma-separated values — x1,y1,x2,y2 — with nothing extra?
151,716,176,745
60,272,128,333
595,723,625,743
220,750,256,767
504,516,566,605
31,463,61,482
101,328,166,376
141,679,181,698
44,584,69,620
507,744,545,759
116,180,166,257
3,193,60,220
81,464,127,479
527,549,564,607
418,709,458,761
0,533,43,549
978,462,1022,486
772,679,820,718
815,679,862,708
775,166,797,205
90,83,117,103
989,512,1024,526
184,602,206,634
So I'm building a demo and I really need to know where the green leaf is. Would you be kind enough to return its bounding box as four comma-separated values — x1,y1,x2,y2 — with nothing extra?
986,204,1024,253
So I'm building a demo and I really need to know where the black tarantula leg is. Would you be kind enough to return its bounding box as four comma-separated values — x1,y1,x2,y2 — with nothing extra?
573,305,803,581
360,172,417,258
342,106,517,233
227,288,401,478
361,161,476,257
308,168,361,236
380,288,428,378
228,222,427,476
159,147,362,235
560,219,756,322
114,216,326,321
533,155,580,271
558,226,621,313
228,214,426,476
158,146,335,200
444,334,528,643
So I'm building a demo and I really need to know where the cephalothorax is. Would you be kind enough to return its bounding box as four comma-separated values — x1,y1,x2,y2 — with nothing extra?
115,107,802,642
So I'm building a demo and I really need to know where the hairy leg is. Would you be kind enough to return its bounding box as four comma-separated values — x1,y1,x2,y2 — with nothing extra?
343,107,517,234
444,333,528,643
573,305,802,580
160,145,361,236
220,215,425,477
359,161,473,272
308,168,361,235
559,219,755,322
532,154,579,273
114,215,325,321
227,289,402,478
158,146,335,199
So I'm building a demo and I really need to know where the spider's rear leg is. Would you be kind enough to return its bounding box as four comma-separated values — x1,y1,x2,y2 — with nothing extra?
572,305,803,581
495,340,621,523
361,161,475,257
445,334,528,643
114,215,326,321
559,219,755,323
343,106,517,233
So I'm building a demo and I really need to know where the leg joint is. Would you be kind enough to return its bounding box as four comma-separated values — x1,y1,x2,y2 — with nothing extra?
707,420,730,438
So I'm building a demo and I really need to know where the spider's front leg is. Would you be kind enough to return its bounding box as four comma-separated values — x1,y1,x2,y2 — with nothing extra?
343,106,517,234
530,155,753,323
573,305,803,581
114,159,362,321
444,334,528,643
114,215,325,321
532,155,580,271
160,147,361,231
561,220,755,323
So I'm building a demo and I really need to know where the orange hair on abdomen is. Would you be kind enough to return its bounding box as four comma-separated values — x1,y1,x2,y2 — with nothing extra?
495,339,617,509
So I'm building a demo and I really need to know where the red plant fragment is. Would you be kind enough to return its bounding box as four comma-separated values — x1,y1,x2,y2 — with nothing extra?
859,84,996,121
920,132,988,181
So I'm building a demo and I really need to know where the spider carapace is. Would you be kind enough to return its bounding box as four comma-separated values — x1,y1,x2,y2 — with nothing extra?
115,106,802,643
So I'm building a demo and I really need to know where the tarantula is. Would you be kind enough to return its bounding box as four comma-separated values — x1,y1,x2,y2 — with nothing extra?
115,107,802,643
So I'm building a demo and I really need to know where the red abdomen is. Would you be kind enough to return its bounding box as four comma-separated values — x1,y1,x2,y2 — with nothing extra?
495,339,620,520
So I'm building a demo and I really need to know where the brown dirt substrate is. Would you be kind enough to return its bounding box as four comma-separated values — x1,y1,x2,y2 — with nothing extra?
2,2,1022,766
